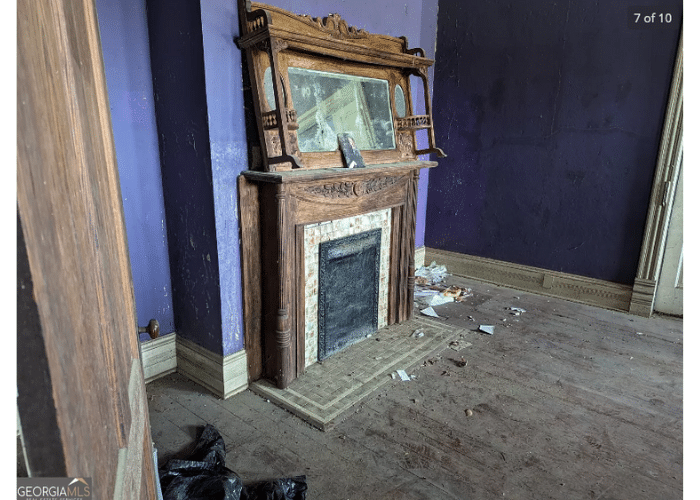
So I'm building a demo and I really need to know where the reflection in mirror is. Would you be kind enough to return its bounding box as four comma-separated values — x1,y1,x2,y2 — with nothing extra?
287,68,396,153
394,85,406,118
263,67,275,109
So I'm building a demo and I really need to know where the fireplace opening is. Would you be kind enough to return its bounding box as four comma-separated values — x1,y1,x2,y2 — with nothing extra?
318,228,382,360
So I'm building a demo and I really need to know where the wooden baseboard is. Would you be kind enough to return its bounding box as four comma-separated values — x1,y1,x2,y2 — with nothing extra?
176,337,248,399
141,333,177,383
629,278,656,317
414,245,426,269
425,248,633,312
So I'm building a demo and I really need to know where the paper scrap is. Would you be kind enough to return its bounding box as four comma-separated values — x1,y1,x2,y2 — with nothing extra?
420,306,441,318
479,325,495,335
429,294,453,306
396,369,411,381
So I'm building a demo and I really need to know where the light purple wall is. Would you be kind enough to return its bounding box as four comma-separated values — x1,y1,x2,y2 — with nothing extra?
200,0,248,355
95,0,175,339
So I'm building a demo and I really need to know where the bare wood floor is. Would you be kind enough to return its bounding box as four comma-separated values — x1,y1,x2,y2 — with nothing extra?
147,276,682,499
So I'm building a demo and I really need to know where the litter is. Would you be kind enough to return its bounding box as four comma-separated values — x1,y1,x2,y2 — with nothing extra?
448,340,472,351
396,369,411,381
415,261,449,285
429,294,453,306
159,424,307,500
465,409,474,417
412,330,425,338
420,306,441,318
636,332,645,335
455,357,467,367
422,356,440,366
509,307,526,314
479,325,495,335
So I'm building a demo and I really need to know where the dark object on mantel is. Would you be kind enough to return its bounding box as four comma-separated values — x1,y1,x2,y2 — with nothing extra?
159,424,307,500
337,133,366,169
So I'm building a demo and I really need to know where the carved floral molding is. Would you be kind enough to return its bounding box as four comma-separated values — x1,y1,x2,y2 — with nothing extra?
303,176,400,198
297,13,368,39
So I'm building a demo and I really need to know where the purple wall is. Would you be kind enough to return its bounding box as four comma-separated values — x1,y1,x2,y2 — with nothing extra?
426,0,682,284
146,0,225,354
95,0,175,340
200,0,248,355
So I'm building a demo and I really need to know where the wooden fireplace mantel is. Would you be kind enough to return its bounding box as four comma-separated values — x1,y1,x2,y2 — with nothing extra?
236,1,443,389
239,161,436,388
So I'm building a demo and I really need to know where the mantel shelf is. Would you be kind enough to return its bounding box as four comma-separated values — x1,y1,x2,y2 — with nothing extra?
242,160,437,184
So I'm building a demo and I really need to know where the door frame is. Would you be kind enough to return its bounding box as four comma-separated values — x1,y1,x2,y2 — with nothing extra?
17,0,157,496
629,29,683,317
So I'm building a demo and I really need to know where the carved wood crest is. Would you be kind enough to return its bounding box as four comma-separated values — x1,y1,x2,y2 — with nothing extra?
303,176,400,199
297,13,368,39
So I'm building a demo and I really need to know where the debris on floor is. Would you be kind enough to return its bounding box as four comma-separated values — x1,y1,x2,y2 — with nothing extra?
158,424,307,500
412,329,425,338
420,306,442,318
448,339,472,351
414,263,473,313
396,369,411,381
465,409,474,417
479,325,495,335
415,261,448,285
422,356,441,366
508,307,526,315
454,357,467,367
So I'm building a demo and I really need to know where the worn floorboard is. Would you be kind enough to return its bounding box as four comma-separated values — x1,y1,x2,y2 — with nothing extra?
147,275,683,499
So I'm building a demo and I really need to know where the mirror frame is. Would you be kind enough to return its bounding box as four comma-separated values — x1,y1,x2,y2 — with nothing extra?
236,1,445,171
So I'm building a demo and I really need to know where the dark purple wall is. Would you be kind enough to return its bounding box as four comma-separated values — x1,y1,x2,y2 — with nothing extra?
146,0,224,354
425,0,681,284
95,0,175,340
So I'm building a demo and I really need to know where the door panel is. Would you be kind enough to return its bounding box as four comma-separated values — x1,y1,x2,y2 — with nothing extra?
655,161,683,315
17,0,156,497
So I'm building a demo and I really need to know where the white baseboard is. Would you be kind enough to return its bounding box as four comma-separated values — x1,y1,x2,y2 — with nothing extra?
425,248,633,312
141,333,177,383
176,337,248,399
414,245,426,269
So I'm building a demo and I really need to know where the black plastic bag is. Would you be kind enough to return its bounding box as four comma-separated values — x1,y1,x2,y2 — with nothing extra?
241,476,308,500
159,425,243,500
159,424,307,500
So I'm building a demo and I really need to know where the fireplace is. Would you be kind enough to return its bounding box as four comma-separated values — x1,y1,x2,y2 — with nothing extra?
236,2,443,389
239,164,436,388
318,228,382,360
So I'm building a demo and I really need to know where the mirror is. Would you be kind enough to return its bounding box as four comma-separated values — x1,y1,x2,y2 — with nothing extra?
263,67,275,109
287,68,396,153
394,85,406,118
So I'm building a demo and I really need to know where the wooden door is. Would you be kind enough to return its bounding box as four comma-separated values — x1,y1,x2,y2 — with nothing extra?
655,160,683,315
17,0,157,498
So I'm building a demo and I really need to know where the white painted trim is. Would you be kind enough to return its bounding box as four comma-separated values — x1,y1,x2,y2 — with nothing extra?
414,245,426,269
141,333,177,383
425,248,633,312
176,337,248,399
630,30,683,317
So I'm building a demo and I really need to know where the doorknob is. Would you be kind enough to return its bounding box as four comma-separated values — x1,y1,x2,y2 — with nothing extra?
138,319,160,339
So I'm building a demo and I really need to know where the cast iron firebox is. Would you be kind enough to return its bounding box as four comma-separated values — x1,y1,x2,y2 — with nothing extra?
318,229,381,360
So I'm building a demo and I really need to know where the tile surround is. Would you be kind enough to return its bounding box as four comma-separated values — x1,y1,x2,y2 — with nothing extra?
303,209,391,367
